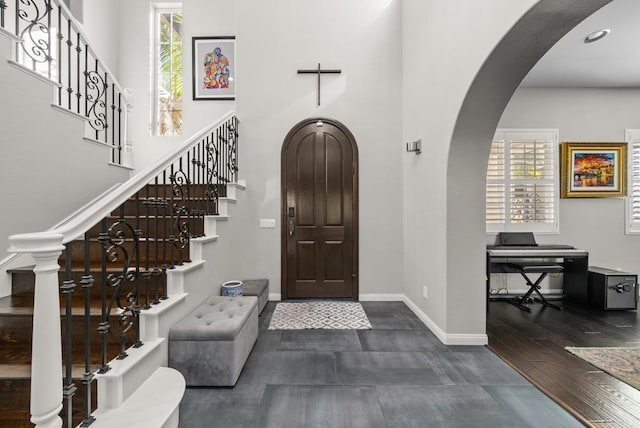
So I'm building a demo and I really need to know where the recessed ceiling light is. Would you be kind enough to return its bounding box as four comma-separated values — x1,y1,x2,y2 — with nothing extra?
584,29,610,44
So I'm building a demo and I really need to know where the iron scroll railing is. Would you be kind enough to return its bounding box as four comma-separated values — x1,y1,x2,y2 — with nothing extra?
57,115,238,426
1,0,129,164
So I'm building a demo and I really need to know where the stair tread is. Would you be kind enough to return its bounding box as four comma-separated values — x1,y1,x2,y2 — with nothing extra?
0,364,31,378
0,338,122,366
0,363,102,378
0,295,120,315
92,367,184,428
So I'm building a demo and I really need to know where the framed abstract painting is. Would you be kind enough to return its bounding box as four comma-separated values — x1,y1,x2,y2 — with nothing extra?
192,36,235,100
560,142,627,198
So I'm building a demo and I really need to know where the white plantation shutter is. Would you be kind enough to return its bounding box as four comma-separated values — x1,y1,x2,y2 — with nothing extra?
626,130,640,233
487,129,559,233
486,140,505,224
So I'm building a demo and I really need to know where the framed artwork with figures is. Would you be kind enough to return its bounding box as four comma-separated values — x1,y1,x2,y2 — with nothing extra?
192,36,235,100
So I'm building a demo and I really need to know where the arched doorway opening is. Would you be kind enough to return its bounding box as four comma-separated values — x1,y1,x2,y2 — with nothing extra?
445,0,612,331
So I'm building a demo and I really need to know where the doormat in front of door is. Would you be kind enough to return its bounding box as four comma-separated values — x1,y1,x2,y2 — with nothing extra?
268,302,372,330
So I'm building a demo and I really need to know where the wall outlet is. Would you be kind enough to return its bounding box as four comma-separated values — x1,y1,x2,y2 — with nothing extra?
423,286,428,299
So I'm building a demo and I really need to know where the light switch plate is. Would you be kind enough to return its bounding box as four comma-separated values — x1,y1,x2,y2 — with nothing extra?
260,219,276,228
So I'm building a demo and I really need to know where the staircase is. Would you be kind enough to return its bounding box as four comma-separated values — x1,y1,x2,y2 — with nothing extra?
0,145,244,427
0,1,245,426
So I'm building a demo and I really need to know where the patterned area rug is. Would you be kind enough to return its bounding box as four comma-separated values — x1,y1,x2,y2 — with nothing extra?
565,346,640,390
268,302,372,330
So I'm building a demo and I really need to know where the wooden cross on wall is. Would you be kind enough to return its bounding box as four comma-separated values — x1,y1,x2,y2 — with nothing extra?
297,63,342,106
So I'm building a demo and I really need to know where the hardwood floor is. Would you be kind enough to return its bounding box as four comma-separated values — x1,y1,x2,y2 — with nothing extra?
487,299,640,427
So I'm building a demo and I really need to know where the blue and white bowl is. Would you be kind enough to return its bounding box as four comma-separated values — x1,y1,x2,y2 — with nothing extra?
221,280,243,297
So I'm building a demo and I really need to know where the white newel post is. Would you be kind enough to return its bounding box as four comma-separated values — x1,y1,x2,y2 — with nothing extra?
8,233,65,428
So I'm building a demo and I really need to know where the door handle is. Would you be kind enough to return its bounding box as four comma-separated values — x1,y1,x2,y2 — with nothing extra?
288,207,295,236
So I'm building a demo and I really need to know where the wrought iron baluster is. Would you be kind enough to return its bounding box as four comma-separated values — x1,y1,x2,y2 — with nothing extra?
223,124,228,183
169,164,175,268
14,0,18,59
171,158,189,265
97,218,110,373
113,205,134,360
153,177,160,305
230,118,234,182
227,120,232,182
103,72,108,144
192,146,198,236
205,132,217,215
143,185,151,309
0,1,6,28
233,116,239,182
198,140,204,225
117,93,122,164
229,119,234,182
80,232,95,427
16,0,53,73
132,198,143,348
215,128,221,214
161,171,169,299
186,151,192,243
56,5,62,105
84,46,88,116
189,148,197,237
76,32,81,114
86,59,106,139
46,0,51,79
110,76,115,151
66,18,72,109
62,244,77,428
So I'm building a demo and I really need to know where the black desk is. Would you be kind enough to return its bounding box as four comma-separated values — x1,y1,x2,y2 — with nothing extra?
486,246,589,307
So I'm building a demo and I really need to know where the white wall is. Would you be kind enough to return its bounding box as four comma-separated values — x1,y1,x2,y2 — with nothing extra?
117,0,404,298
401,0,538,336
498,87,640,275
235,0,404,297
0,34,131,258
76,0,121,78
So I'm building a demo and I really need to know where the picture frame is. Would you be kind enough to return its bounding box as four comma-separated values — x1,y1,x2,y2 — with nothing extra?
560,142,627,198
192,36,235,100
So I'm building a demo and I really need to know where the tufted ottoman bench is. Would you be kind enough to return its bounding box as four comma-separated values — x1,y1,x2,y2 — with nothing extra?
241,279,269,314
168,296,258,386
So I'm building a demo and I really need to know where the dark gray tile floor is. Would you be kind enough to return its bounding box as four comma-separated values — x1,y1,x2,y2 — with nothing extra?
179,301,582,428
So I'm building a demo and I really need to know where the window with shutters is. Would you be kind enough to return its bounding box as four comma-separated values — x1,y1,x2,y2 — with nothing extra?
486,129,559,234
625,129,640,233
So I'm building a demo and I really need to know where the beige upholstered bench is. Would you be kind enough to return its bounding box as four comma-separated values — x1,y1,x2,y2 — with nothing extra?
168,296,258,386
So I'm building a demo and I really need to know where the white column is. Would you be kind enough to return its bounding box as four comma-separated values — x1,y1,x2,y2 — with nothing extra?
8,233,65,428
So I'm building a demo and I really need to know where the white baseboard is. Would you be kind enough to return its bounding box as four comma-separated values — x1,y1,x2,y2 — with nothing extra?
402,296,488,346
359,293,404,301
269,293,282,301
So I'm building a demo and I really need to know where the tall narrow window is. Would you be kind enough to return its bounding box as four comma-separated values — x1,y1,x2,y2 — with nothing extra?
154,7,182,136
626,130,640,233
486,129,559,233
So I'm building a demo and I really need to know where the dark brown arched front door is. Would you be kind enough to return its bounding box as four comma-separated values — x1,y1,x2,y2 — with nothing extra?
281,118,359,299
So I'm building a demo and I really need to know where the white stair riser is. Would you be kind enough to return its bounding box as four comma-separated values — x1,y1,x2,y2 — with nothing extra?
139,294,188,342
97,338,165,409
